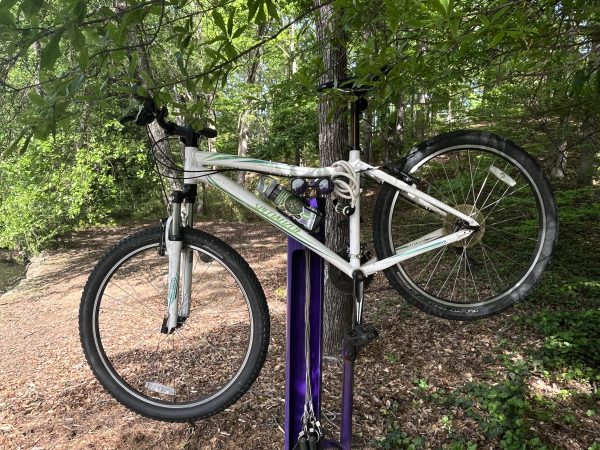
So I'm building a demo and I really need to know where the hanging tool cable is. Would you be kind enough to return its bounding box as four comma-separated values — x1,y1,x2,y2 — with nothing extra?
293,251,322,450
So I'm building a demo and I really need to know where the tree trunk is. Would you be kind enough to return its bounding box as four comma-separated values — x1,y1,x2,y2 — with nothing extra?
237,24,265,185
236,110,250,184
394,95,405,158
362,109,372,165
551,140,568,181
576,120,598,187
315,0,352,357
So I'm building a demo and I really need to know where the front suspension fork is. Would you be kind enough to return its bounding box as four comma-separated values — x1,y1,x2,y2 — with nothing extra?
163,185,197,334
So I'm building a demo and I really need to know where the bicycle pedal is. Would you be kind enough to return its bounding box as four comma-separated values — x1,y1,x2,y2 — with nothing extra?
344,323,378,347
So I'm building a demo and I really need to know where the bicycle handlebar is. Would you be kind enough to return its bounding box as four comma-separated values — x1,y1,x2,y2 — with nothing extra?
122,86,217,146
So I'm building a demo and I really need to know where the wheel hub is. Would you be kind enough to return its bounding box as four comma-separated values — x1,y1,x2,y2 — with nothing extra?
443,204,485,248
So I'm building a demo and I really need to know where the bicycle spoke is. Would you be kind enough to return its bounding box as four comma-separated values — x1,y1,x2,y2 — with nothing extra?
441,161,458,206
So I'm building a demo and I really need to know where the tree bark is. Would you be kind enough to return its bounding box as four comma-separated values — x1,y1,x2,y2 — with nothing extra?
237,24,265,185
576,119,598,187
362,109,372,165
315,0,352,357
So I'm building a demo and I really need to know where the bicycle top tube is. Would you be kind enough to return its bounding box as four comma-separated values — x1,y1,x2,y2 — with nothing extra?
184,148,338,179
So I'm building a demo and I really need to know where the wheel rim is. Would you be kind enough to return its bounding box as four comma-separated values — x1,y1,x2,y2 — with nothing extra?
387,145,546,307
92,242,254,408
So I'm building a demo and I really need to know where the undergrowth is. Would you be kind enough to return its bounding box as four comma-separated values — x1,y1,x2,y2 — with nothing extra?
376,187,600,449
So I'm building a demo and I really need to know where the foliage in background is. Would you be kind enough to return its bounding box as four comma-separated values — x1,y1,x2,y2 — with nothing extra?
0,0,599,251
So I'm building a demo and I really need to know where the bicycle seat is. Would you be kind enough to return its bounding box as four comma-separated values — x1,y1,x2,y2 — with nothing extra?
316,76,373,95
317,65,392,94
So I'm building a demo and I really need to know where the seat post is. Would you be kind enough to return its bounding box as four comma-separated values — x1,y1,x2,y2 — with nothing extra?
350,95,368,151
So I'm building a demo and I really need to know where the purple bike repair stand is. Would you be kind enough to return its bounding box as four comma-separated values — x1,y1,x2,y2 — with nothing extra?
284,198,350,450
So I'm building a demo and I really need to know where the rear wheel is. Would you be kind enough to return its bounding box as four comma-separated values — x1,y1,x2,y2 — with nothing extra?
373,130,558,320
80,227,270,421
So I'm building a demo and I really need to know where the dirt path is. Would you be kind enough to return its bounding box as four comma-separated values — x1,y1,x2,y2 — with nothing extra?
1,222,598,449
0,222,290,449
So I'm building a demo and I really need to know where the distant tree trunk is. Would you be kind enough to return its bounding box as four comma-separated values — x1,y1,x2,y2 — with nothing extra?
32,41,45,96
394,96,405,158
315,0,352,357
363,109,372,165
576,120,598,187
381,105,392,162
551,140,568,181
415,92,427,141
237,110,250,184
237,24,265,185
198,93,218,216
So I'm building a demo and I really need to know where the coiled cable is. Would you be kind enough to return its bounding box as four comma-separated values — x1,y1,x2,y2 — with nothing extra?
331,160,360,208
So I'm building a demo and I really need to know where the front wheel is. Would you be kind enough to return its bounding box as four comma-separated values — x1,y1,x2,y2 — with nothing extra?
373,130,558,320
79,227,270,421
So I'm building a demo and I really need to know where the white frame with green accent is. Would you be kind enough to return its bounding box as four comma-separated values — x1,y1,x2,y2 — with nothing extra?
182,146,479,279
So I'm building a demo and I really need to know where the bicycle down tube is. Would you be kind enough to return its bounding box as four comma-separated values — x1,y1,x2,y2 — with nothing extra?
181,146,479,279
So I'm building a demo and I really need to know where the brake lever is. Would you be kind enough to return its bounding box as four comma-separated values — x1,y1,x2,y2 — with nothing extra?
134,105,156,126
119,113,137,126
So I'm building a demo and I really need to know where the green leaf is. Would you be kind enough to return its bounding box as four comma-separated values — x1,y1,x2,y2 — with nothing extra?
0,0,18,9
205,47,220,61
134,85,149,98
139,70,154,88
248,0,259,22
571,69,588,96
212,10,227,35
70,0,86,21
227,10,234,36
124,8,145,26
83,28,100,44
105,22,117,42
224,41,237,60
180,32,192,49
78,47,89,70
232,25,247,39
175,52,187,76
67,73,85,96
478,14,490,27
429,0,447,16
70,24,85,51
40,29,64,70
0,8,15,26
33,121,50,140
489,31,505,48
21,0,43,18
116,20,127,45
28,91,45,106
448,17,459,38
265,0,278,20
254,3,266,24
128,52,138,78
111,49,125,64
185,79,197,96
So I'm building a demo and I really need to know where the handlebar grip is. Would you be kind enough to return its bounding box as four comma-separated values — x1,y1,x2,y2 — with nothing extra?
200,127,218,138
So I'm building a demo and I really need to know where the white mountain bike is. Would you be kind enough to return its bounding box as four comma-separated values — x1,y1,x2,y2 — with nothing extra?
79,80,557,422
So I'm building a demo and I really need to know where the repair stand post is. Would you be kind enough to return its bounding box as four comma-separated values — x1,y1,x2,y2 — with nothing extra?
284,199,325,450
339,342,355,450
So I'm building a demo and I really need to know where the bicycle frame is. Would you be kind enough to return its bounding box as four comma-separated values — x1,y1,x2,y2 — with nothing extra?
160,145,479,332
181,146,478,279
